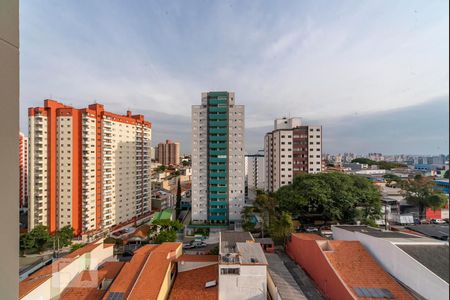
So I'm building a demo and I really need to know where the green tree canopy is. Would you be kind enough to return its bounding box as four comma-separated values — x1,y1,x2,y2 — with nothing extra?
270,212,294,245
152,219,183,231
276,173,382,224
401,176,448,219
444,170,449,179
26,225,51,251
155,230,177,243
351,158,377,165
53,225,74,247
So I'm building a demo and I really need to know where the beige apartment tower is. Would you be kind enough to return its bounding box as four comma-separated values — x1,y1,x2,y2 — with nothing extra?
265,117,322,192
157,139,180,165
28,100,152,236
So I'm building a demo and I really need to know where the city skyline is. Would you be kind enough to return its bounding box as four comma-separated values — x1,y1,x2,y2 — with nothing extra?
19,1,449,154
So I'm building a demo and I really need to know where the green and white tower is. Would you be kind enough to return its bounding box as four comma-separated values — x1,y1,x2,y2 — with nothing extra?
191,92,245,224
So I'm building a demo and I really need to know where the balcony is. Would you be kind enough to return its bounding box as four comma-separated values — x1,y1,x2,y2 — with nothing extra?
208,143,227,149
208,114,227,120
209,135,227,142
208,121,227,127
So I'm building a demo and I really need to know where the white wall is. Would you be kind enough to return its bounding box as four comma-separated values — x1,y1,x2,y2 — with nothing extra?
219,265,267,300
0,1,19,297
333,227,449,300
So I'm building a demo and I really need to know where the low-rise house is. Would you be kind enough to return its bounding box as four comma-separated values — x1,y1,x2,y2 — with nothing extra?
103,242,182,300
333,225,449,300
219,231,268,300
286,233,413,300
20,241,115,300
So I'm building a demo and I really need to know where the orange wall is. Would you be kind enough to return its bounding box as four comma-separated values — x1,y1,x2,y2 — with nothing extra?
286,237,355,300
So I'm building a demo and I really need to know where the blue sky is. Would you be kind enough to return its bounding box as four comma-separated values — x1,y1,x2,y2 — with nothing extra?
20,1,449,154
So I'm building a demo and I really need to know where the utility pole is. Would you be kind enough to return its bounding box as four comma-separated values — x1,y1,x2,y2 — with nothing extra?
384,201,388,230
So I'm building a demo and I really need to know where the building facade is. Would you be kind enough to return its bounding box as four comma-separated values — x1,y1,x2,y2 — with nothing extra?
20,132,29,208
157,139,180,165
264,117,322,192
191,92,245,224
245,151,265,204
28,100,152,235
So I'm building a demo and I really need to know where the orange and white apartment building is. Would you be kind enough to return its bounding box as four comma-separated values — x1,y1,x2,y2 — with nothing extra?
20,131,29,208
28,100,152,236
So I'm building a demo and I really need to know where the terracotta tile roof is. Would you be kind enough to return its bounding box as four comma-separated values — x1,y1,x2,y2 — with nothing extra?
324,241,413,300
103,245,158,299
176,255,218,262
169,264,218,300
59,261,124,300
19,242,103,299
127,243,181,300
292,233,326,240
103,243,182,300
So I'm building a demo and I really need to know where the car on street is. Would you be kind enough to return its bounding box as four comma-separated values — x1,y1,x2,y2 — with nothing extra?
305,226,319,233
430,219,446,224
183,240,207,249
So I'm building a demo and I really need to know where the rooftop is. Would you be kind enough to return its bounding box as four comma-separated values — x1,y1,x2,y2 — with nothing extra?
324,240,413,300
104,242,181,300
397,244,449,283
20,242,106,299
176,255,218,262
235,242,268,265
292,233,326,241
169,264,218,300
265,253,307,300
334,225,439,243
405,224,449,241
255,238,274,245
220,231,254,254
59,262,124,300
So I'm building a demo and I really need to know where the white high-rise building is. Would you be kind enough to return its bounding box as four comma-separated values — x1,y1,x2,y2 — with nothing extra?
19,132,29,208
245,151,265,204
28,100,152,236
265,117,323,193
191,92,245,224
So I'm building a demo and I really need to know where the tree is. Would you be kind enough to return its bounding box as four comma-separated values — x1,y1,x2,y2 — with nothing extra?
241,206,256,232
254,191,278,237
176,177,182,218
351,158,377,165
182,160,190,167
152,219,183,231
377,161,407,170
444,170,449,179
28,225,51,251
270,212,294,245
156,165,166,172
54,225,74,247
401,176,448,219
276,173,382,224
383,174,402,186
155,230,177,243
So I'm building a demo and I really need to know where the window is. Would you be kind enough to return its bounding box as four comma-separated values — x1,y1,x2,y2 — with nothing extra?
220,268,240,275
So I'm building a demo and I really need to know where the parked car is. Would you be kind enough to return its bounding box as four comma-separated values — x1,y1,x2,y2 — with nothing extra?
183,240,207,250
305,227,319,233
430,219,446,224
420,219,430,224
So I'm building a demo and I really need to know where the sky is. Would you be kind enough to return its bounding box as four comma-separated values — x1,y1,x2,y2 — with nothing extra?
20,0,449,155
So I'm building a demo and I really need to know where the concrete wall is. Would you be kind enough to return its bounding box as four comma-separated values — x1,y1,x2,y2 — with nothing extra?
0,0,19,298
177,261,217,272
218,264,267,300
332,227,449,300
267,272,281,300
286,237,355,300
